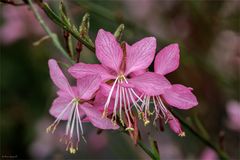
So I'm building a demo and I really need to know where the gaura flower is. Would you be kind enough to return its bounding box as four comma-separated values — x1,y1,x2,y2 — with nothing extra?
127,44,198,135
168,116,185,136
47,59,118,154
226,100,240,132
69,29,157,130
200,148,217,160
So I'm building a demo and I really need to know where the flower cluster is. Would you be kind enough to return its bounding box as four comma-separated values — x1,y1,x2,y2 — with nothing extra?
47,29,198,153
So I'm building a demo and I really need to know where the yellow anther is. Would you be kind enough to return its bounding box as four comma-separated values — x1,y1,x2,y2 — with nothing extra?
120,119,125,126
144,119,150,126
179,132,186,137
69,147,76,154
102,110,108,118
125,127,134,131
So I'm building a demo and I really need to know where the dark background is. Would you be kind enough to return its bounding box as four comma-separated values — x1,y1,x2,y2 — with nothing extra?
0,0,239,159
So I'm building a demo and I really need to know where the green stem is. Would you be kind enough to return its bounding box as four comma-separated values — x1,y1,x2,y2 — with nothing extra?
171,111,229,160
137,140,159,160
27,0,74,64
40,2,95,52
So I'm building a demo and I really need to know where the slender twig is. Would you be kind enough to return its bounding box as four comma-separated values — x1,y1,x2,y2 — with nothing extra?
171,111,229,160
137,140,159,160
27,0,74,64
0,0,26,6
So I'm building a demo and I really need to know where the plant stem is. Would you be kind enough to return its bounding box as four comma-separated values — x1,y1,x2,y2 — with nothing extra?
137,140,159,160
171,111,229,160
27,0,74,64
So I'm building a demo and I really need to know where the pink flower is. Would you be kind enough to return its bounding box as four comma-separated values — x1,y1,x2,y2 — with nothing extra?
69,29,157,130
168,116,185,137
200,148,218,160
0,5,50,44
226,100,240,132
47,59,118,154
128,44,198,135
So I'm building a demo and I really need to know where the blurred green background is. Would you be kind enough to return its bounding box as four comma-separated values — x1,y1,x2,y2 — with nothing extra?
0,0,239,159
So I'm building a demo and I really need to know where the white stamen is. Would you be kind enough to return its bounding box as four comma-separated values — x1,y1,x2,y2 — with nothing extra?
103,77,119,112
119,86,123,124
123,76,143,102
65,101,76,135
121,84,131,127
123,87,134,119
70,105,77,138
113,81,120,122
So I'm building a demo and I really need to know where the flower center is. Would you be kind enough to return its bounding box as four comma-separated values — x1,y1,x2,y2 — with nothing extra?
46,98,86,154
102,74,143,131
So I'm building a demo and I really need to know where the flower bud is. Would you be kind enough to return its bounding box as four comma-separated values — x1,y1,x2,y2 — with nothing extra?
168,117,185,137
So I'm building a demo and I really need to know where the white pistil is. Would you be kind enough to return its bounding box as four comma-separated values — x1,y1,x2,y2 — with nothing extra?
47,98,86,154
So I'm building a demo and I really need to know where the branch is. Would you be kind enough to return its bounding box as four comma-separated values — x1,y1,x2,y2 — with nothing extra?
27,0,74,64
171,111,229,160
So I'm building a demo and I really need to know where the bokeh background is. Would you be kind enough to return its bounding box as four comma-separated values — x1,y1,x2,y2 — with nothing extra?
0,0,239,159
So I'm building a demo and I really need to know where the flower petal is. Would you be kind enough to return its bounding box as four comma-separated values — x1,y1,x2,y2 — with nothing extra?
129,69,147,77
68,62,114,81
49,97,72,120
77,74,101,100
125,37,156,75
93,91,114,114
80,102,119,130
128,72,171,96
48,59,74,97
95,29,123,72
154,43,180,75
168,116,185,136
162,84,198,109
99,83,117,98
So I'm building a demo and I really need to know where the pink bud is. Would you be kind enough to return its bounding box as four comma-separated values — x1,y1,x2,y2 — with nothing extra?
168,117,185,137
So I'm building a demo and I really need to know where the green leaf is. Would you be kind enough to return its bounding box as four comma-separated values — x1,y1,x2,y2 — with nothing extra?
42,2,66,27
59,1,70,26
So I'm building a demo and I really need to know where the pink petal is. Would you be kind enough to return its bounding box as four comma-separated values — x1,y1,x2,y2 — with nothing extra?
80,102,119,130
200,148,218,160
128,72,171,96
95,29,123,72
226,101,240,132
49,97,72,120
168,116,185,136
125,37,156,75
48,59,74,97
93,91,114,114
154,43,180,75
129,69,147,77
99,83,117,98
68,62,115,81
77,74,101,100
162,84,198,109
